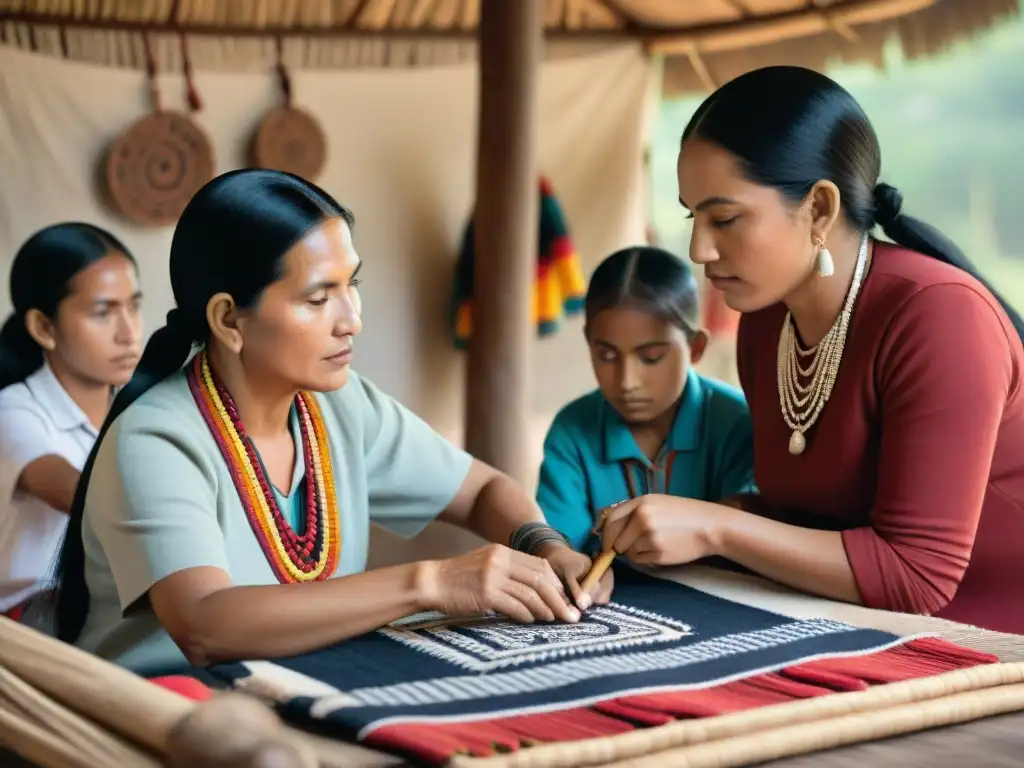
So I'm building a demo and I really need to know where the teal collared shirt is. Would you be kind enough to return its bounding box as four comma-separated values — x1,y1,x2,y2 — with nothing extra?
536,370,755,553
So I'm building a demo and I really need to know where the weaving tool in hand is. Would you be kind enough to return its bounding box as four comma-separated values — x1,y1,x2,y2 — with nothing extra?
580,500,626,593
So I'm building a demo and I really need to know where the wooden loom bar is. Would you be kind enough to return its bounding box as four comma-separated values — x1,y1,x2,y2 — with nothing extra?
463,0,542,484
0,618,193,755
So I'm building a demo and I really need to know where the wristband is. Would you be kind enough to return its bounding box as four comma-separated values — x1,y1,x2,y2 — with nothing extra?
509,522,570,556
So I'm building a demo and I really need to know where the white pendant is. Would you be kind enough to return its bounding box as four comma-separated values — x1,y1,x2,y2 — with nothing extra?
788,430,806,456
817,247,835,278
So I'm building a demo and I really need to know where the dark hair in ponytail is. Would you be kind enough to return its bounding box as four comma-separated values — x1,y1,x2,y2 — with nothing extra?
681,65,1024,343
0,223,133,390
50,169,355,643
585,246,700,339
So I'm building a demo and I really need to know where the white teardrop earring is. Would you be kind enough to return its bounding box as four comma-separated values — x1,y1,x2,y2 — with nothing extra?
816,240,835,278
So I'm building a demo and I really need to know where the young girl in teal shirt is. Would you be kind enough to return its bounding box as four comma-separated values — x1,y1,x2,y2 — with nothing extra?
537,246,754,553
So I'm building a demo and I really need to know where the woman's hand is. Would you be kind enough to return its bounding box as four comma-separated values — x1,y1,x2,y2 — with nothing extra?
536,543,615,611
419,544,583,623
598,494,721,566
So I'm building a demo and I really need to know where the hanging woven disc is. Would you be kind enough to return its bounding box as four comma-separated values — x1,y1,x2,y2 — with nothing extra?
250,106,327,181
105,111,215,227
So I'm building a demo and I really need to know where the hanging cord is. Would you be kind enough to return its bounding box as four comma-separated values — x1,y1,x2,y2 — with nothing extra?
179,34,202,112
142,32,162,113
619,448,678,499
621,460,641,499
275,36,293,107
166,0,200,112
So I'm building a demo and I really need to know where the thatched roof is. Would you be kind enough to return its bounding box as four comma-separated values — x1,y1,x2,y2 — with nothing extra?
0,0,1018,96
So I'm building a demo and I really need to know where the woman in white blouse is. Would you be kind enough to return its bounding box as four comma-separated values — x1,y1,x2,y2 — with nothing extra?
0,223,143,627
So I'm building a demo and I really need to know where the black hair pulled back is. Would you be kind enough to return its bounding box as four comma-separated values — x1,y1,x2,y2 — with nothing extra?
0,223,134,390
50,169,355,643
585,246,700,338
682,65,1024,342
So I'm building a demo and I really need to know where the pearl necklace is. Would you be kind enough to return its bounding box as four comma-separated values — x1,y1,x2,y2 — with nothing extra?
777,235,869,456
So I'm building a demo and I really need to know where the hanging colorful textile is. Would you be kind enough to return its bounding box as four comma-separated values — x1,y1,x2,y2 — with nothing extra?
451,176,587,349
206,565,995,765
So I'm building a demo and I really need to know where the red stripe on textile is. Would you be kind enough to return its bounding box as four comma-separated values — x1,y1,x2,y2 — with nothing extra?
363,637,997,764
150,676,215,702
3,605,25,622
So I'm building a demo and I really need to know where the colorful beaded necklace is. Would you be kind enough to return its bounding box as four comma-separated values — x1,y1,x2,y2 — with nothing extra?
186,350,341,584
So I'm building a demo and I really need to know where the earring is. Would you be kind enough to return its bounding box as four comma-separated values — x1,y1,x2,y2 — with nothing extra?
815,238,834,278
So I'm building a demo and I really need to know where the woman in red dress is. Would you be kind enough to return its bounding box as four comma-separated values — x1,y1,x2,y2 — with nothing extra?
600,66,1024,635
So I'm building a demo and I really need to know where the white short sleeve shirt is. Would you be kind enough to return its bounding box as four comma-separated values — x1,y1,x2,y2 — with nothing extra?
0,364,98,612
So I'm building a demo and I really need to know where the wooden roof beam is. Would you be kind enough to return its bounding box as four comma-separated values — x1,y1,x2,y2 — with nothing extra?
0,11,630,39
588,0,637,29
351,0,398,30
0,0,936,52
722,0,751,18
645,0,937,55
406,0,438,28
808,0,861,41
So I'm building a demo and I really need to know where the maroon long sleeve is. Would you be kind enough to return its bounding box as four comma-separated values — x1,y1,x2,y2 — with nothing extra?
737,243,1024,633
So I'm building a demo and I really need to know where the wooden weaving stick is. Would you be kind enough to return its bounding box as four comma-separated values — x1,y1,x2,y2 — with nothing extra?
579,498,628,596
580,550,616,594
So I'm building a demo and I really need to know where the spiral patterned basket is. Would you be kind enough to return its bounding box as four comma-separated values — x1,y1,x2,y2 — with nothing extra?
249,105,327,182
104,111,215,227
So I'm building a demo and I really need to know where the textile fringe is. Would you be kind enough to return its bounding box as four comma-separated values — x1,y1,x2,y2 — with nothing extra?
452,665,1024,767
601,680,1024,768
364,637,998,765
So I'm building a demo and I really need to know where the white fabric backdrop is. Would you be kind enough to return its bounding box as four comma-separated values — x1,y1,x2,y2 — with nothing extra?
0,41,655,562
0,42,652,431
